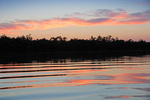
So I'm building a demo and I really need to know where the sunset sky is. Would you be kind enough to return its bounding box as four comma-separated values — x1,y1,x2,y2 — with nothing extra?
0,0,150,41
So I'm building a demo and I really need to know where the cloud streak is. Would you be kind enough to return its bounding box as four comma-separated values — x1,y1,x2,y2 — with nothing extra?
0,9,150,34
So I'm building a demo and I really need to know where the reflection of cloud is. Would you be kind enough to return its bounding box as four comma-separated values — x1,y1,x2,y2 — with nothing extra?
106,87,150,92
1,72,149,90
133,88,150,92
0,9,150,34
114,73,150,84
105,95,131,99
104,95,150,99
0,62,150,90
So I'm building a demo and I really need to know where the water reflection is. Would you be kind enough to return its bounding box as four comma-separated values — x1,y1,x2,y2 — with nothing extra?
104,95,150,99
0,52,150,100
0,51,149,64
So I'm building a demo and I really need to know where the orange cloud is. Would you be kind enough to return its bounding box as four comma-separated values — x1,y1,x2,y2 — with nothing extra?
0,30,20,35
0,9,150,34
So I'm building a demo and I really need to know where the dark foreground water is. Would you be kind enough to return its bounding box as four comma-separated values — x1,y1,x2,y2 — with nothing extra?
0,52,150,100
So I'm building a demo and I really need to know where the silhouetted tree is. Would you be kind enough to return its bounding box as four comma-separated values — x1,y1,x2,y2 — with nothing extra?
97,35,102,41
63,37,67,41
90,36,96,41
0,34,150,54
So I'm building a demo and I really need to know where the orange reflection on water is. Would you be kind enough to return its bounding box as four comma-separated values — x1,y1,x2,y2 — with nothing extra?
1,57,150,91
105,95,150,99
105,95,131,99
1,72,149,90
114,73,150,84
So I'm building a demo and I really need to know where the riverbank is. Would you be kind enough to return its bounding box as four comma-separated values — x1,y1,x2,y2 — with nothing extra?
0,50,150,64
1,35,150,54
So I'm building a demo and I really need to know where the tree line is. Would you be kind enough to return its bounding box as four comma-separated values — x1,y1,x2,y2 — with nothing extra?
0,34,150,53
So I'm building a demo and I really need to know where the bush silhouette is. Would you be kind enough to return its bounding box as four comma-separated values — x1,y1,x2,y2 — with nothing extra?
0,34,150,53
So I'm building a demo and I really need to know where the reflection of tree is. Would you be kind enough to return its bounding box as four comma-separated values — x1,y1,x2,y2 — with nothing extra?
0,34,149,53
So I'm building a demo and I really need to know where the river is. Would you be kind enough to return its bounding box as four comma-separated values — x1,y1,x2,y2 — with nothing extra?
0,52,150,100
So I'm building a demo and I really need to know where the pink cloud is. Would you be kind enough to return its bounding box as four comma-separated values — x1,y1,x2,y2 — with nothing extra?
0,30,20,35
0,9,150,34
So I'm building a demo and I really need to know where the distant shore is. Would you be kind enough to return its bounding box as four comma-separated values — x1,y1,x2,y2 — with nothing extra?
0,35,150,54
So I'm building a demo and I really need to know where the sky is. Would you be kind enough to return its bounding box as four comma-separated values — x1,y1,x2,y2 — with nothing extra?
0,0,150,41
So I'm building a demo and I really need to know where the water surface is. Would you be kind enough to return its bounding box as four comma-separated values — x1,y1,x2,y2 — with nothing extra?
0,53,150,100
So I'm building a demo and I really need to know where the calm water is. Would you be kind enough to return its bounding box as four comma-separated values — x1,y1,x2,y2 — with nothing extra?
0,53,150,100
